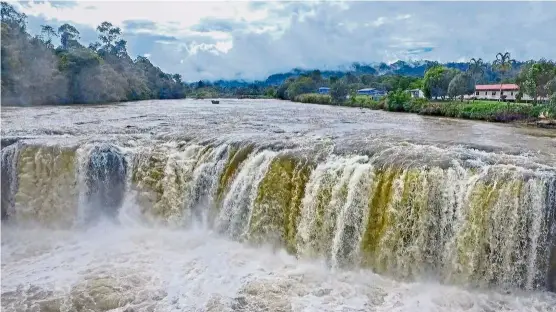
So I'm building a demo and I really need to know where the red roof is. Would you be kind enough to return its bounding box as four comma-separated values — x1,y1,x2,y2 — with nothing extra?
475,84,519,91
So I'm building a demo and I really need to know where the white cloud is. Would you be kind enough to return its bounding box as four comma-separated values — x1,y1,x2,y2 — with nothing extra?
15,0,556,82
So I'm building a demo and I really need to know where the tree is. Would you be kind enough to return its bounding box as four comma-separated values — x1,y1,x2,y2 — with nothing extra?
493,52,515,101
285,76,315,99
423,66,458,100
40,25,57,49
96,21,125,56
343,72,359,84
468,58,486,83
113,39,127,58
309,69,322,82
545,76,556,97
97,22,120,45
1,4,186,106
386,89,411,111
172,74,182,84
519,59,556,104
448,72,474,101
88,42,101,52
1,2,26,30
58,23,80,50
330,82,348,104
550,92,556,107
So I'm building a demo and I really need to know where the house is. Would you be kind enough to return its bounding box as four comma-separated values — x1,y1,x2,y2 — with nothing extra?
470,84,549,102
473,84,520,101
318,87,330,94
407,89,425,99
356,88,387,100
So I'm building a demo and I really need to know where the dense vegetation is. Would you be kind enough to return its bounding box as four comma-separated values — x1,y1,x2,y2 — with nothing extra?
261,53,556,123
1,2,186,106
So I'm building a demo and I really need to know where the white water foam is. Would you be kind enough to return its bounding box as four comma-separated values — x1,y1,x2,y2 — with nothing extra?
2,202,556,312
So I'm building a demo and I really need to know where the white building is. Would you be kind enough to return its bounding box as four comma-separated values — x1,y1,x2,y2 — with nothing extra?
407,89,425,99
471,84,547,102
474,84,520,101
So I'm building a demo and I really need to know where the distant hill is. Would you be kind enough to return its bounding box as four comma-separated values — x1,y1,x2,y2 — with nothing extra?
190,60,526,87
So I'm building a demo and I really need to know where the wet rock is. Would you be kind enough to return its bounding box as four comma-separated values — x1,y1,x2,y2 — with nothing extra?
313,288,332,297
38,298,64,312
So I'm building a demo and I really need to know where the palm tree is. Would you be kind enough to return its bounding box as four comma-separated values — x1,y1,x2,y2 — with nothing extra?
468,58,486,82
493,52,516,101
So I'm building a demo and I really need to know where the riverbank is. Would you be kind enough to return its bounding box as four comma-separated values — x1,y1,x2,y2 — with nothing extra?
294,93,556,126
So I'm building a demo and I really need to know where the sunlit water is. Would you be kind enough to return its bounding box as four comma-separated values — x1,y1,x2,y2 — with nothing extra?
2,99,556,311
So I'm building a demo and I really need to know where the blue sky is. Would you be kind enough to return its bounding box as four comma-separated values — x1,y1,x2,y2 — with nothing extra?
14,0,556,82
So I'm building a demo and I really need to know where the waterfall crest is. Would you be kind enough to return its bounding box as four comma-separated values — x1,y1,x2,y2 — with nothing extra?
2,140,555,291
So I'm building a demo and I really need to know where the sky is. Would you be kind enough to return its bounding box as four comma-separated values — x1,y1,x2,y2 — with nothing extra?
13,0,556,82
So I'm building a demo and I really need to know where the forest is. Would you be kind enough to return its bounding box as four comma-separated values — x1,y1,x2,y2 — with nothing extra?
1,2,186,106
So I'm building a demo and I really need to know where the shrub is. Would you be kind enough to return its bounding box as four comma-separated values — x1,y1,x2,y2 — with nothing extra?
294,93,332,105
386,89,411,112
403,98,429,113
345,95,383,109
418,101,545,122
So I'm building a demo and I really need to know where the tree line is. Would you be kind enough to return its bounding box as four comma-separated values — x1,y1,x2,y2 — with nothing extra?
424,53,556,104
1,2,186,106
190,54,555,107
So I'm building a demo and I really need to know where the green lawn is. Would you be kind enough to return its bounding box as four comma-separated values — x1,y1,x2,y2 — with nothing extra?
292,93,554,123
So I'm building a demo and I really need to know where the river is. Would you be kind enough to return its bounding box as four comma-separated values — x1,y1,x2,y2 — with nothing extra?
2,99,556,311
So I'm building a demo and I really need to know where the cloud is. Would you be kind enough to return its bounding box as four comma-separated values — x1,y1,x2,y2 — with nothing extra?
191,17,242,33
122,20,157,33
14,0,556,82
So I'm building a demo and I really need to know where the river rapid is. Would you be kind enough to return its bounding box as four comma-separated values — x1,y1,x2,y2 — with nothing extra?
2,99,556,312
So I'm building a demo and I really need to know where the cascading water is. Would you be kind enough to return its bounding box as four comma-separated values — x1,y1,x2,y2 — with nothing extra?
1,141,20,220
2,100,556,311
81,144,127,222
2,139,555,292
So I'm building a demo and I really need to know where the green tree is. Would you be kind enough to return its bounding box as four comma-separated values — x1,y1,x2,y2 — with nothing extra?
40,25,57,49
285,76,315,99
1,4,186,106
1,1,26,30
330,82,348,104
310,69,322,82
57,23,80,50
493,52,515,101
549,92,556,107
545,76,556,97
423,66,458,100
172,74,182,84
97,22,121,50
264,87,276,98
467,58,486,83
386,89,411,111
448,72,474,101
88,42,101,52
519,59,556,104
343,72,359,84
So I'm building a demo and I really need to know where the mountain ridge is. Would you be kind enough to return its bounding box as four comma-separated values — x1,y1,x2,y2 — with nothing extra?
193,60,525,88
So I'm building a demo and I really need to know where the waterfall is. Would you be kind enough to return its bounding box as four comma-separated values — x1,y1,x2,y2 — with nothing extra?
1,142,20,220
1,139,555,291
80,144,128,223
